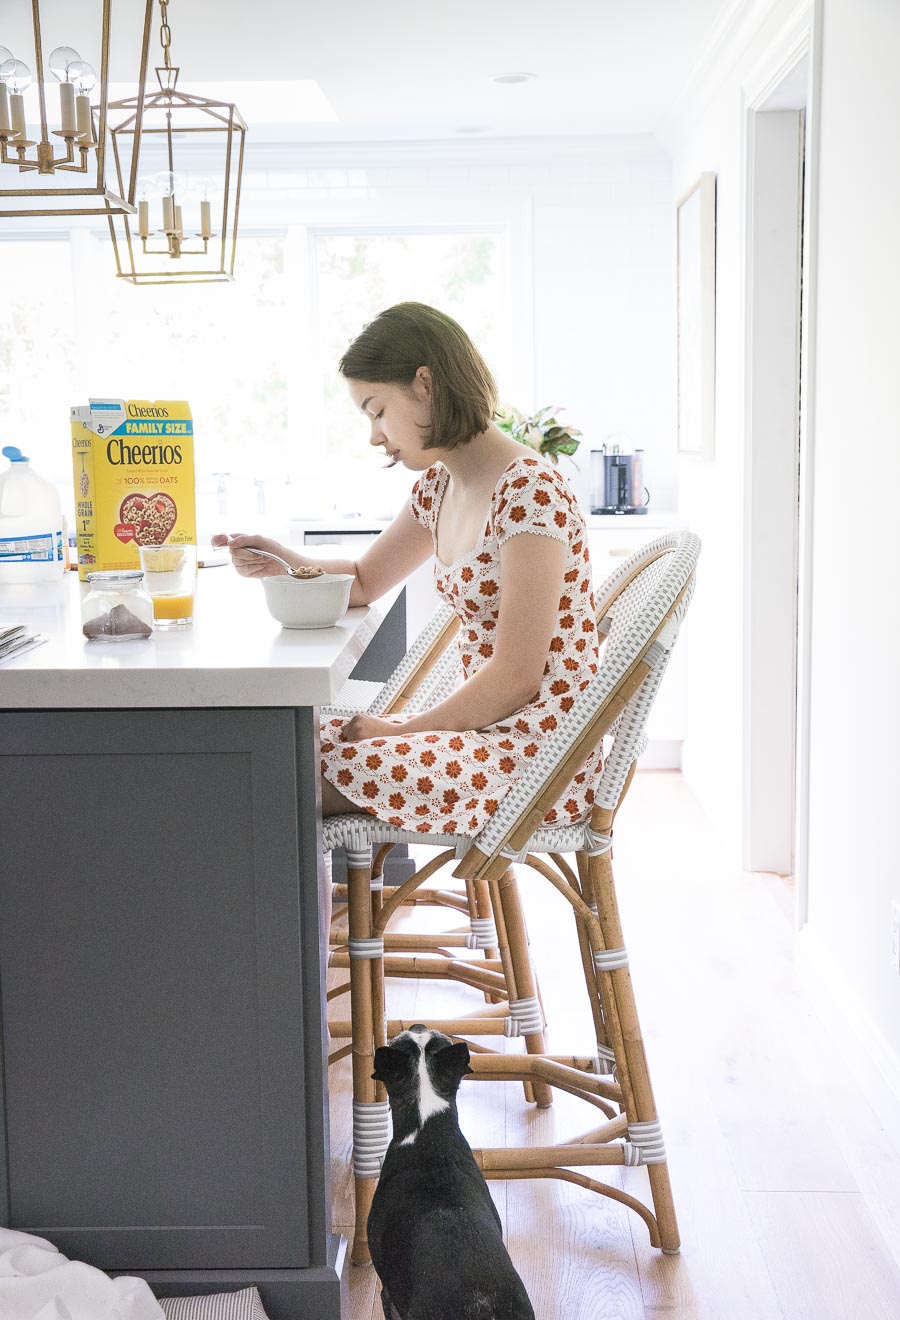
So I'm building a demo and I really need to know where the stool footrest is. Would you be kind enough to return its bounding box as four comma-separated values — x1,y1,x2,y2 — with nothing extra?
474,1143,628,1170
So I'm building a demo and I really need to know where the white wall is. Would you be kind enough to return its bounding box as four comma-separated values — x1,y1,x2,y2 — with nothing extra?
235,137,677,515
669,0,819,845
672,0,900,1129
803,0,900,1083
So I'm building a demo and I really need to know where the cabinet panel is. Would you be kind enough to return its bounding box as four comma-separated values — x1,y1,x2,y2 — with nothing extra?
0,709,324,1272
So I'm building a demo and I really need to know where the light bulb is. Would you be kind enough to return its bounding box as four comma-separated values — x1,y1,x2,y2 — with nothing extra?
137,174,155,201
49,46,81,82
67,61,96,96
154,169,179,198
0,48,12,133
0,59,32,94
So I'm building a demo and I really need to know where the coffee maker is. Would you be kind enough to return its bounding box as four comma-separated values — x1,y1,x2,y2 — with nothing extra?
590,444,649,515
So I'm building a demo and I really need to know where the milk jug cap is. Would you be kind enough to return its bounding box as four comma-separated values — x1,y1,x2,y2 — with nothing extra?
2,447,27,463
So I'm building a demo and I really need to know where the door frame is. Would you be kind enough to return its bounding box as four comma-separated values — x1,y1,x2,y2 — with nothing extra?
740,0,822,923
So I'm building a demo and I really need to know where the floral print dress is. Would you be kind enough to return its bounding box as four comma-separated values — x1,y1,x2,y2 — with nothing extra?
319,454,603,835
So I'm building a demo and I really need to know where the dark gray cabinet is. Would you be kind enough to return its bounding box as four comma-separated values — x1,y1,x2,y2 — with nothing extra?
0,707,344,1318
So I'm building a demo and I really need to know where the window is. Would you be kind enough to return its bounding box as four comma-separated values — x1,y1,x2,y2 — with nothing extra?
310,228,509,521
0,241,78,494
0,224,511,538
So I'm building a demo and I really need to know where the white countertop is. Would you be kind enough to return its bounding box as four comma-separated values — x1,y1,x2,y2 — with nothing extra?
0,568,400,710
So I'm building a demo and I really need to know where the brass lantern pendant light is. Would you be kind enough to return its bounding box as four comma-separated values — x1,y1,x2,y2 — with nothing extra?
0,0,152,220
107,0,247,284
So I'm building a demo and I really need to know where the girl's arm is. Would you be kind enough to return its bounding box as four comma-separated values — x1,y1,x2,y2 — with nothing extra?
344,533,567,738
213,502,433,608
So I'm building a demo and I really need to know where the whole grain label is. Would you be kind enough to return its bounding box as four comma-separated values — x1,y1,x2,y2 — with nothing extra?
70,399,196,580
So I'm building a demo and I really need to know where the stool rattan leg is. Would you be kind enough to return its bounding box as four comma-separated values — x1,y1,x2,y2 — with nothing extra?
492,867,553,1109
470,875,502,1001
587,841,680,1253
346,851,389,1266
574,853,617,1076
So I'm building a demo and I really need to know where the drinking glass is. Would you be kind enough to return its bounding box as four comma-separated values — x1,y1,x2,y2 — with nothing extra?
138,543,196,628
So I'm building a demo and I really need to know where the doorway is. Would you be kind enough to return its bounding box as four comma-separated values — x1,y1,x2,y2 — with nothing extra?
742,23,819,902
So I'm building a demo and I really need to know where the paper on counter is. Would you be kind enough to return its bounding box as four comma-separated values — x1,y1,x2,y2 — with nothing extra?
0,631,48,665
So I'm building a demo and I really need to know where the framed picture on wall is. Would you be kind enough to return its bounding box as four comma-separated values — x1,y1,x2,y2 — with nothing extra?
676,172,716,458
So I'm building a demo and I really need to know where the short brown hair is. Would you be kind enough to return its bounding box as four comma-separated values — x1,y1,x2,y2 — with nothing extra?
339,302,499,449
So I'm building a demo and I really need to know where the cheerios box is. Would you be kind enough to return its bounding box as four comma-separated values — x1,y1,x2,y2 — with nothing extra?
70,398,196,580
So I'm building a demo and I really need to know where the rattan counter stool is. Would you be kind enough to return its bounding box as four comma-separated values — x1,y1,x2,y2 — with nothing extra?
324,605,514,1028
324,535,679,1027
324,602,555,1247
324,530,700,1264
324,546,643,976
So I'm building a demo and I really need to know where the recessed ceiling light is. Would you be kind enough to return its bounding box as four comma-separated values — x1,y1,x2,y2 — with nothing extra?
457,125,486,134
489,71,537,85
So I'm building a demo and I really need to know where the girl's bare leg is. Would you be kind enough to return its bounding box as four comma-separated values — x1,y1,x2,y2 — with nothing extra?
321,776,360,817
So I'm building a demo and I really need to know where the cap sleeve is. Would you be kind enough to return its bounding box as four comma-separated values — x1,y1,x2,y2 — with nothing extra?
409,464,442,531
492,458,579,548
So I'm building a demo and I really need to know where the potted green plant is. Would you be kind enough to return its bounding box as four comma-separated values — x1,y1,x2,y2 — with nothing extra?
497,404,582,466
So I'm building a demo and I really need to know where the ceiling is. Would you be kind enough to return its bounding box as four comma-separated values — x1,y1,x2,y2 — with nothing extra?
12,1,735,142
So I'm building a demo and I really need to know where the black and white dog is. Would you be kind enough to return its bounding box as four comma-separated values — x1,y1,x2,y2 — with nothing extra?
368,1025,535,1320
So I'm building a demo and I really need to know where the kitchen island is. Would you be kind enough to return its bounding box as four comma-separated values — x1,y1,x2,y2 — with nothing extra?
0,568,406,1320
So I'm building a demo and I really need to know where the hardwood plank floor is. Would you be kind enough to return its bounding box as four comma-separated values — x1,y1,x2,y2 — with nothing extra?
745,1191,900,1319
328,770,900,1318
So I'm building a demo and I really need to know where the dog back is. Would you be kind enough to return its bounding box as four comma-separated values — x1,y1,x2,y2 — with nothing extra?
368,1027,535,1320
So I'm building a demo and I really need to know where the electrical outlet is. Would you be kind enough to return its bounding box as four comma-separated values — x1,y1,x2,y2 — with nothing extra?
892,901,900,974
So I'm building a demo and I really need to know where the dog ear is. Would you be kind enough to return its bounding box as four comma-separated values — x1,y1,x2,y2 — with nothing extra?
372,1045,414,1085
432,1040,473,1089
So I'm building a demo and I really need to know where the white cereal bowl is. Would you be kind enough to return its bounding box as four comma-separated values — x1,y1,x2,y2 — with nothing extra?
261,572,353,629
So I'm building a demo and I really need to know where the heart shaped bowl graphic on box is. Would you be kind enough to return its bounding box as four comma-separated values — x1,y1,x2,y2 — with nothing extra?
116,492,178,545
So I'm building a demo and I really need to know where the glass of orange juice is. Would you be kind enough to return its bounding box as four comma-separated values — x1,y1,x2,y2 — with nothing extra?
138,543,196,629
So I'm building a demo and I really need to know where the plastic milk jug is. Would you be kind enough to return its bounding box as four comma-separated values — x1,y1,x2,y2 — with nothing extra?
0,446,66,583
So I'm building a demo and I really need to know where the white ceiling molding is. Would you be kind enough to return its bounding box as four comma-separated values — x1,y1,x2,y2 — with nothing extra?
665,0,793,143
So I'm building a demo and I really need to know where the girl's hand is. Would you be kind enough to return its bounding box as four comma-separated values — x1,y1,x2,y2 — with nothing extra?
211,532,297,579
340,713,408,742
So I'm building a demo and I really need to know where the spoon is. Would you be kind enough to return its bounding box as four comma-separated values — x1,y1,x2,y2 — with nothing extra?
214,538,295,573
241,545,297,575
220,542,323,579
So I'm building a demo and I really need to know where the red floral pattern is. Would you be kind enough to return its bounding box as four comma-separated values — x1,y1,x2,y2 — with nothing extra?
320,455,603,834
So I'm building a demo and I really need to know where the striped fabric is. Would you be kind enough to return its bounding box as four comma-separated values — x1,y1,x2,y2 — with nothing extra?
159,1286,270,1319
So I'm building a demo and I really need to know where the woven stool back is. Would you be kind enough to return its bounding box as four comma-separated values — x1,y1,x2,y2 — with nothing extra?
460,530,700,876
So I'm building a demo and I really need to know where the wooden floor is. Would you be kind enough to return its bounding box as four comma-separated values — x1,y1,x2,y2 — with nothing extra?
328,770,900,1319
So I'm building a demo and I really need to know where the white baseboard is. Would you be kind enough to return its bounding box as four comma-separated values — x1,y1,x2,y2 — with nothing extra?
797,925,900,1158
639,739,683,771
